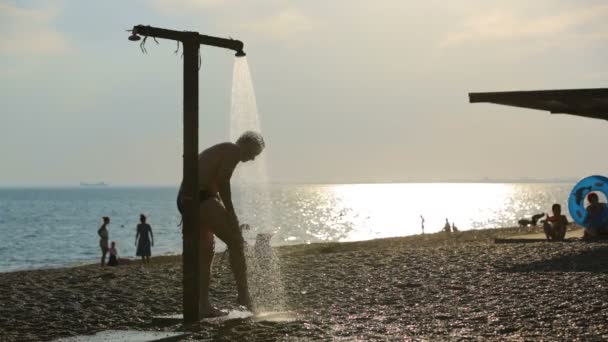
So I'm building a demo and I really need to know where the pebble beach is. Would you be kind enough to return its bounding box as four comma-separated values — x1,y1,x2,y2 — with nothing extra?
1,226,608,341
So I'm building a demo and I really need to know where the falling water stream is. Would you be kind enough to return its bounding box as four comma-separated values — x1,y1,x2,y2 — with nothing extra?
230,57,288,315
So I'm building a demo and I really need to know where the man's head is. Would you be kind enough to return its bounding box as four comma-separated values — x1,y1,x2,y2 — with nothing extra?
236,131,265,162
588,192,599,204
552,203,561,215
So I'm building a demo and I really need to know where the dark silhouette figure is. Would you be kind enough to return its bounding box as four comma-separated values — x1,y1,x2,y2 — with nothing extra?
98,216,110,266
542,204,568,241
420,215,425,234
518,213,545,227
584,193,608,238
177,131,265,317
451,222,459,232
107,241,119,266
443,218,451,233
135,214,154,264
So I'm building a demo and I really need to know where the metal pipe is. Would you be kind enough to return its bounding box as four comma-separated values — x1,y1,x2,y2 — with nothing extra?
130,25,245,56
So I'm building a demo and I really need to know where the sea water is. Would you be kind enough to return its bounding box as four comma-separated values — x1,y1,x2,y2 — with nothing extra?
0,183,574,272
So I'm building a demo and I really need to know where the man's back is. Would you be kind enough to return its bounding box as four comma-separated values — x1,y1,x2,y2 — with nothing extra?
197,142,240,193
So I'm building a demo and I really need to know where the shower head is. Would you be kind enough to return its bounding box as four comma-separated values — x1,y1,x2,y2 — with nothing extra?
128,32,141,41
235,50,246,57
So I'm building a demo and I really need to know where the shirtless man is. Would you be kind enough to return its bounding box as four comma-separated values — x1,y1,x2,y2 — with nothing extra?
177,131,265,317
542,203,568,241
584,192,608,238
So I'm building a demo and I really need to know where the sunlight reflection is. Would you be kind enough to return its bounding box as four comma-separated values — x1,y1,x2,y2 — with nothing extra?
327,183,515,241
236,183,572,245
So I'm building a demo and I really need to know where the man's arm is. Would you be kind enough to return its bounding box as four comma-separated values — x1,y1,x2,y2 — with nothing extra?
219,181,236,220
217,146,240,225
149,226,154,246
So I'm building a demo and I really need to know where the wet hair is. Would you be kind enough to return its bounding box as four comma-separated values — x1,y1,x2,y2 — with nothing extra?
588,192,599,202
236,131,265,154
140,214,146,223
552,203,561,212
102,216,110,224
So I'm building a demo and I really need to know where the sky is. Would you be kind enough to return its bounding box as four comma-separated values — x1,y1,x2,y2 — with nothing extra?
1,0,608,185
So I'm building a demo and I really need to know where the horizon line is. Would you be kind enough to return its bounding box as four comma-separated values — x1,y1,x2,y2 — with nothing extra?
0,178,581,188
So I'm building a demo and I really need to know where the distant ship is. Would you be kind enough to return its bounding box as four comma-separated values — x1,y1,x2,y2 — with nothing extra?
79,182,109,187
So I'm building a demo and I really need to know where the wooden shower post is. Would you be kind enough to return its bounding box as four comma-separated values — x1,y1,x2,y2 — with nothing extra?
128,25,245,324
181,34,201,324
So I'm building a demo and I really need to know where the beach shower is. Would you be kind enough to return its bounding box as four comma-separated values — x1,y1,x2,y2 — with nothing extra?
128,24,245,323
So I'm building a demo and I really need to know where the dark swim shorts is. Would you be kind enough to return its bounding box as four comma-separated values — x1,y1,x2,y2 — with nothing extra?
177,190,215,215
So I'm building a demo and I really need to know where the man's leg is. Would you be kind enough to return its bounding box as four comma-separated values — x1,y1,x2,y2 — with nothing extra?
202,199,252,309
556,223,566,240
543,221,552,240
199,225,221,317
221,233,252,308
101,247,108,266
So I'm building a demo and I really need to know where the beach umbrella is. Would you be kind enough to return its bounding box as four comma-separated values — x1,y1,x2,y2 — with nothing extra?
468,88,608,121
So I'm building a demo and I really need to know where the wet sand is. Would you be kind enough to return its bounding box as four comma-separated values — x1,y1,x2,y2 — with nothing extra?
1,226,608,341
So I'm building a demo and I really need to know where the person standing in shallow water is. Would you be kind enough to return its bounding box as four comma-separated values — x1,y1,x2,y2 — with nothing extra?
420,215,425,234
135,214,154,264
98,216,110,266
177,131,265,317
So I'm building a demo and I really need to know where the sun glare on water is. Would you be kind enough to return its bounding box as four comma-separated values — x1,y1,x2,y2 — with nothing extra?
325,183,516,241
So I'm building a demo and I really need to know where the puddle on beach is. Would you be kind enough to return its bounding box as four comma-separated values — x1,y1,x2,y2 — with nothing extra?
205,310,297,323
252,310,297,322
158,310,297,323
53,330,188,342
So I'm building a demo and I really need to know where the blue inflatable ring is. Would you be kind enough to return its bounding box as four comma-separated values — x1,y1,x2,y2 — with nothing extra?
568,175,608,228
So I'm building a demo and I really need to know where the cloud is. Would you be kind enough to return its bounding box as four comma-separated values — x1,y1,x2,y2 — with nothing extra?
245,9,319,40
149,0,318,40
441,4,608,47
0,1,69,55
151,0,287,13
150,0,226,12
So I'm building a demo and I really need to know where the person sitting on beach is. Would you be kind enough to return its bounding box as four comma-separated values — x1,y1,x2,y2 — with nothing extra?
177,131,265,317
98,216,110,266
583,193,608,238
107,241,119,266
542,204,568,241
135,214,154,264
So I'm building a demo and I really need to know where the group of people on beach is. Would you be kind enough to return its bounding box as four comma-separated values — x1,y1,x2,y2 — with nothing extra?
98,127,608,320
92,131,264,317
97,214,154,267
541,192,608,241
443,218,458,233
418,216,458,234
